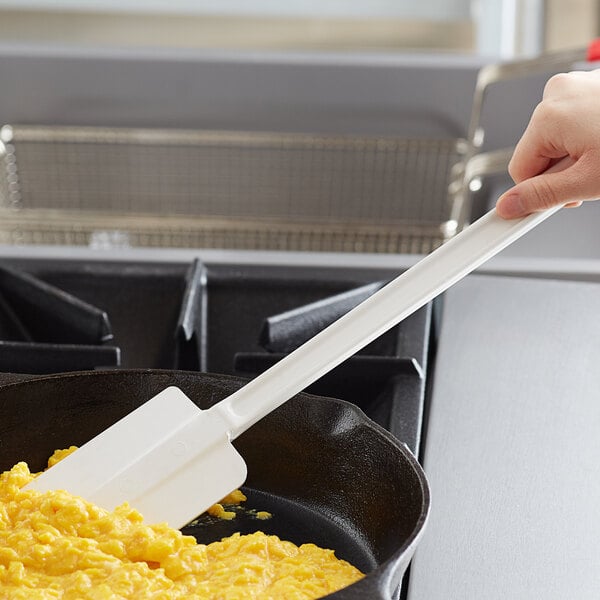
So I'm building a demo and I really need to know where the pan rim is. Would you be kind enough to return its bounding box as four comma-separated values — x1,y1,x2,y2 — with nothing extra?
0,368,430,599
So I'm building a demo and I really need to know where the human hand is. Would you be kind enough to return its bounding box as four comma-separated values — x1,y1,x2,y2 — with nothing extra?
496,69,600,219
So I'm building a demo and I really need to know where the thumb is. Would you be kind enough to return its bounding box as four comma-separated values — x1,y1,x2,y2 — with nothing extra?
496,154,598,219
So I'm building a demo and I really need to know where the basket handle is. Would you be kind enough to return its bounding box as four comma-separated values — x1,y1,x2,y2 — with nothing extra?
468,41,600,148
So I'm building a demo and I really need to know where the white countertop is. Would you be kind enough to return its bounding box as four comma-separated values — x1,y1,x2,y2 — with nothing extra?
408,274,600,600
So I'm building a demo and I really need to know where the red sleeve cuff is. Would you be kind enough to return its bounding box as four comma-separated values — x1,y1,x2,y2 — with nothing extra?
586,38,600,62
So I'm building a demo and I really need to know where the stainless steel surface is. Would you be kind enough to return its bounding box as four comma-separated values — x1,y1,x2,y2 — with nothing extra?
0,45,482,136
0,242,599,281
408,274,600,600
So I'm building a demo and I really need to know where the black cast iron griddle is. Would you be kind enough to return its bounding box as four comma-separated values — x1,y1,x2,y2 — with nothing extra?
0,369,429,599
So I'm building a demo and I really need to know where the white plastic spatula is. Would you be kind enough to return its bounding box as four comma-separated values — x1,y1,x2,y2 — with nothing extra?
26,204,561,528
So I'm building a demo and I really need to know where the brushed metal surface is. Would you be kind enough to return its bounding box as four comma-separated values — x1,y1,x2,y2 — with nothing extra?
408,275,600,599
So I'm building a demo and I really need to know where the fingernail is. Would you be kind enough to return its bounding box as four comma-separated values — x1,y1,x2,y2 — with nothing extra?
496,191,524,219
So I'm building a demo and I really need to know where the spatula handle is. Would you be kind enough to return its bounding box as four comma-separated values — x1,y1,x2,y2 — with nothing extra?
210,205,560,439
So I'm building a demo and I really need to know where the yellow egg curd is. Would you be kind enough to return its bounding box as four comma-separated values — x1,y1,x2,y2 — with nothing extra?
0,452,364,599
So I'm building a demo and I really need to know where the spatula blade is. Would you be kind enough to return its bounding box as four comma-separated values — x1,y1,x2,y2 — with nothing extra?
25,387,247,529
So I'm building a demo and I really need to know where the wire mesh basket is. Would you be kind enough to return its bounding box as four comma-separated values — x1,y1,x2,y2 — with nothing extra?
0,46,589,253
0,125,465,253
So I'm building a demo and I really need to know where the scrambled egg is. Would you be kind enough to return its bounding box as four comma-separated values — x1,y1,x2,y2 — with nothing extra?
0,451,364,599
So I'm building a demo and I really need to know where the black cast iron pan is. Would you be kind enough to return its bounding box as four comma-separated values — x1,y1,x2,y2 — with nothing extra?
0,369,429,599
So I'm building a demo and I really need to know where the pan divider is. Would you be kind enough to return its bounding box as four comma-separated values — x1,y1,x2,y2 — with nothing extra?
174,258,208,372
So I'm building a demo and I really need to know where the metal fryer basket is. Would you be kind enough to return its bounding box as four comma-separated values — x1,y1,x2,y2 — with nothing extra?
0,126,464,253
0,46,589,253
